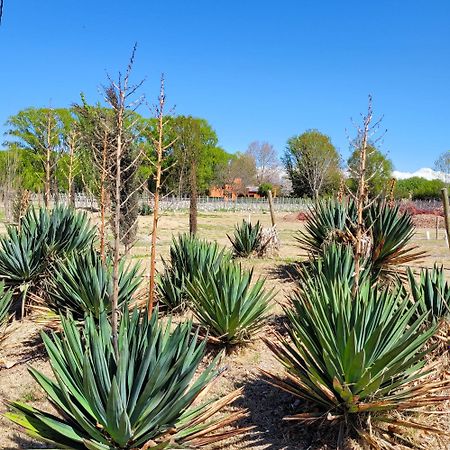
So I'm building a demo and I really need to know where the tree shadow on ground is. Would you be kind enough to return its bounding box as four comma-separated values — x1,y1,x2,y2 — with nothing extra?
234,374,338,450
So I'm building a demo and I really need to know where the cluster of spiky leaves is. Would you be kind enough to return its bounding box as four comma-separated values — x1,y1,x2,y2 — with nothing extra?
265,246,450,448
227,220,264,258
46,250,141,320
7,310,248,449
0,281,13,341
294,244,373,289
408,265,450,322
187,262,273,346
0,206,97,314
296,199,425,280
157,234,231,311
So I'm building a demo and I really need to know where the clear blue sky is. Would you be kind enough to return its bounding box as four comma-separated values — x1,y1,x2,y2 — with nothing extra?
1,0,449,171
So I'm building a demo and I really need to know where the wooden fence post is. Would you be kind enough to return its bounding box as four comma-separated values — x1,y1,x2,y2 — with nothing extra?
267,190,276,227
441,188,450,249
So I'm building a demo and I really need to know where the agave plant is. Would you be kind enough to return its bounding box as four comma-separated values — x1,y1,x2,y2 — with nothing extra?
46,250,142,319
227,219,264,257
0,206,97,316
187,262,273,346
408,265,450,322
157,234,231,310
6,310,248,449
263,276,450,447
296,198,425,280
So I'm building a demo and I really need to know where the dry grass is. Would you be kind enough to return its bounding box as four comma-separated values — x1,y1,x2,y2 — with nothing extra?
0,210,449,449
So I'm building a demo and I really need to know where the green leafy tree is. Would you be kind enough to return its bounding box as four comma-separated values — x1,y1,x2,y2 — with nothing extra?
169,116,220,234
347,145,393,196
258,182,274,197
4,108,75,206
227,152,257,192
283,130,341,199
395,177,445,200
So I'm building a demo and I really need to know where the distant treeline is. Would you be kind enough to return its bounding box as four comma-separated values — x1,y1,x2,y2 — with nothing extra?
394,177,446,200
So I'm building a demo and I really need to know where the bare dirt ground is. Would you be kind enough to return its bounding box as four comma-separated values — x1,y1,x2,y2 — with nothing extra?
0,210,449,449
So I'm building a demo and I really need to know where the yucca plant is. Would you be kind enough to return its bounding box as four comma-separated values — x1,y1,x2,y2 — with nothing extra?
263,276,450,448
157,234,231,311
227,219,263,257
296,198,425,280
187,262,273,346
0,281,13,341
6,309,248,449
408,265,450,322
20,205,97,256
46,250,142,319
295,244,373,289
0,206,97,316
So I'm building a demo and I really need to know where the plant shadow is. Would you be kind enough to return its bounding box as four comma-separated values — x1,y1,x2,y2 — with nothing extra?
233,374,338,450
267,262,301,283
10,434,51,449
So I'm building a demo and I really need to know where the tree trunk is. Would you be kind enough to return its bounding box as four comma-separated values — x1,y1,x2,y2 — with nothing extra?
189,159,198,235
111,109,123,359
352,110,371,297
68,135,75,207
45,115,52,208
148,77,166,317
99,132,108,262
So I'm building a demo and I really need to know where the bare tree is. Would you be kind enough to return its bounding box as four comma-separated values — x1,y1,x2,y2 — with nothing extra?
246,141,278,184
100,46,145,356
75,106,113,261
434,150,450,185
346,95,386,293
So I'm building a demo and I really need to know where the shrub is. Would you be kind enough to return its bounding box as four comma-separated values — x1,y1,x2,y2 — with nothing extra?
46,250,141,319
6,310,248,449
296,198,425,280
139,203,153,216
408,265,450,322
264,276,449,447
187,262,273,346
227,219,263,257
157,234,231,310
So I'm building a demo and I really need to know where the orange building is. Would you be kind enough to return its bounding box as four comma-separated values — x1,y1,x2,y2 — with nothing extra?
209,178,262,200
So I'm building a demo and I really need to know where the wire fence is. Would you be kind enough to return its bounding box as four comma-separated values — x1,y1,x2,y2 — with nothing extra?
8,193,314,213
0,192,445,215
